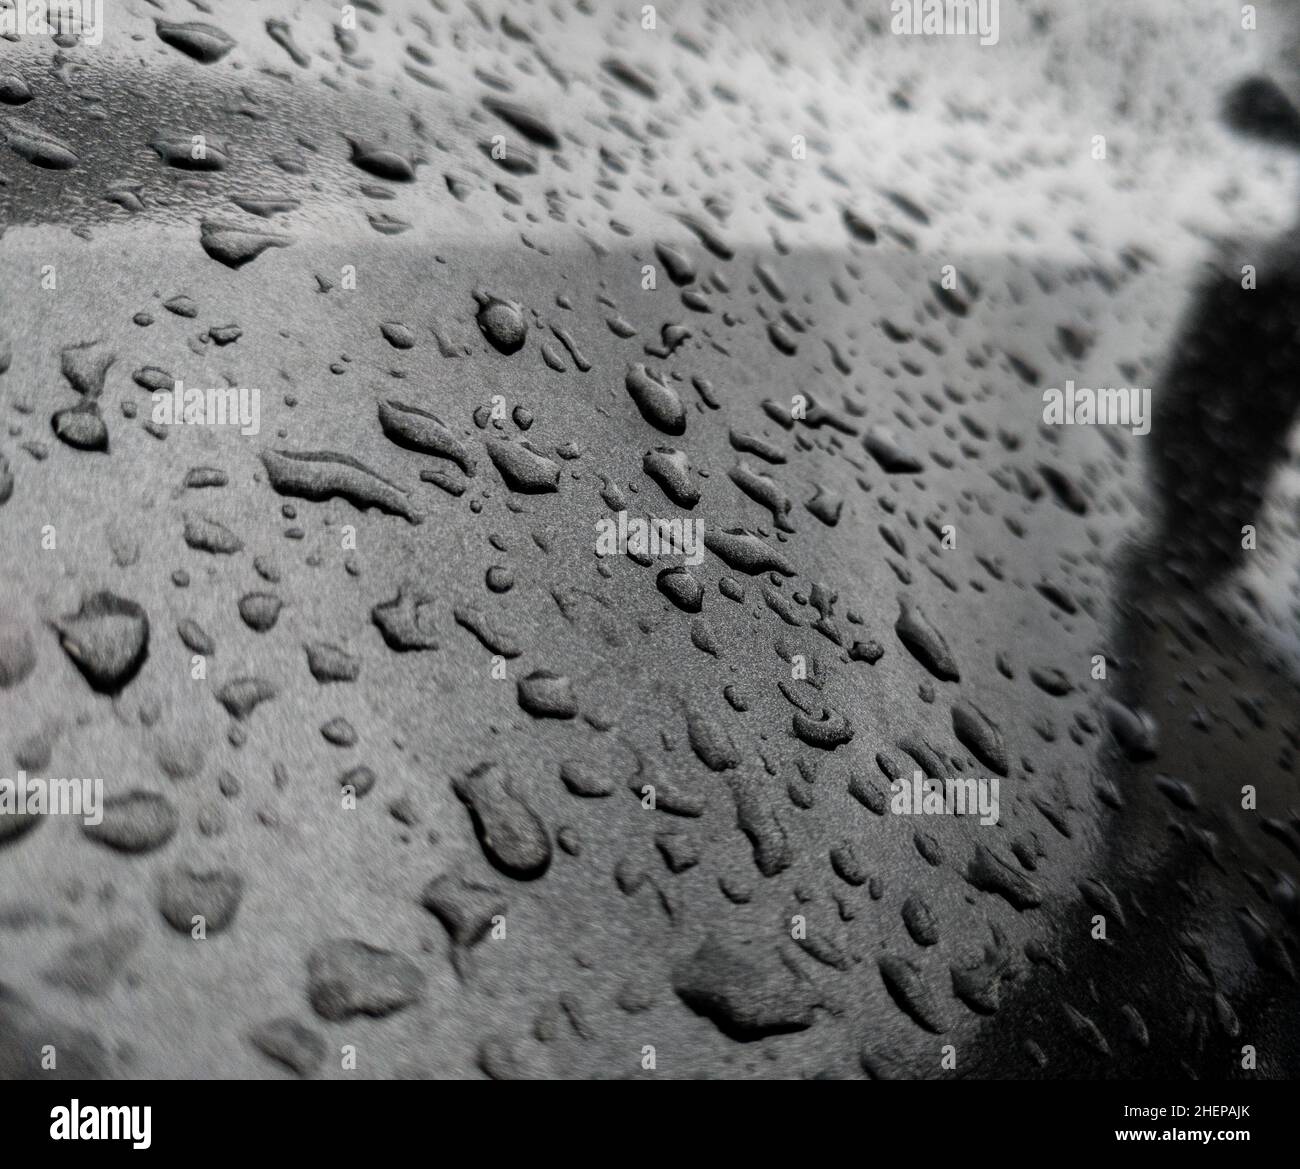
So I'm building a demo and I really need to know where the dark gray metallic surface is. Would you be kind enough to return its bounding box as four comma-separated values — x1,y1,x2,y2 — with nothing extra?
0,0,1297,1079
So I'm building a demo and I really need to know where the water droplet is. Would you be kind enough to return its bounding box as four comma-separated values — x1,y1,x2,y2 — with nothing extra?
155,20,237,64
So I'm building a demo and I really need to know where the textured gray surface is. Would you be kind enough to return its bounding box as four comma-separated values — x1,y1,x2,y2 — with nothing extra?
1,0,1299,1079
